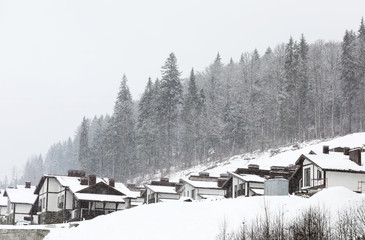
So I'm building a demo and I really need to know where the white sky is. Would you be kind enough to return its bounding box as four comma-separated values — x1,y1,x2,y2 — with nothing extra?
0,0,364,180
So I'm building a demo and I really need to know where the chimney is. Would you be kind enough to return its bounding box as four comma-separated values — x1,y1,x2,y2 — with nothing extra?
160,177,169,183
198,172,210,177
349,148,362,166
175,183,183,192
88,174,97,186
248,164,260,170
80,177,89,185
25,182,31,188
109,178,115,187
344,147,350,156
217,178,227,188
68,170,86,177
323,145,329,154
219,173,229,178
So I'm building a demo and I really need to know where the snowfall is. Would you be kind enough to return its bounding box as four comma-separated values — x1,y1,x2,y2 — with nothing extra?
9,133,365,239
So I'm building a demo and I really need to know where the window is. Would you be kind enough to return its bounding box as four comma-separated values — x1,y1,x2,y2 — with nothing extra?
187,191,189,197
192,189,196,200
304,168,311,187
317,170,322,179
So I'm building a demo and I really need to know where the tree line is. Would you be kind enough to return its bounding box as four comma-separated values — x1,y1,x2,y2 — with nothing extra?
2,18,364,186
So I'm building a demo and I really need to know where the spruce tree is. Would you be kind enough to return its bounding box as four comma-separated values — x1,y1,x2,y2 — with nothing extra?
78,117,90,173
358,17,365,130
341,30,358,133
157,53,183,170
109,75,137,180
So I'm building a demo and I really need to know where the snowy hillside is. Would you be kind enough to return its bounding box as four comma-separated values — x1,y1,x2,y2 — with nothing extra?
168,132,365,181
43,132,365,240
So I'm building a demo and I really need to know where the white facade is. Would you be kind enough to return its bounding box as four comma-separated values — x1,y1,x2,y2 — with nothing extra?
227,172,265,198
302,159,324,189
145,185,179,204
326,171,365,192
298,152,365,192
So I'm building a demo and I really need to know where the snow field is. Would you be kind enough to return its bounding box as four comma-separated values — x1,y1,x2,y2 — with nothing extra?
45,187,365,240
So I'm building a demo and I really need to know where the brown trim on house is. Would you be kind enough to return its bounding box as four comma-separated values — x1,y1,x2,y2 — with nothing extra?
12,204,16,225
324,171,327,187
324,169,365,174
46,179,49,212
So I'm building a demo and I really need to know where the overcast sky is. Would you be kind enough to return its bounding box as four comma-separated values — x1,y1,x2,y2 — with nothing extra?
0,0,364,180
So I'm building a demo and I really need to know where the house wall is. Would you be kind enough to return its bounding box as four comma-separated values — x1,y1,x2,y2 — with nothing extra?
326,171,365,192
146,188,155,204
232,177,244,198
302,161,323,188
182,183,225,200
158,193,179,200
197,188,225,196
8,203,33,224
183,184,195,199
0,205,7,217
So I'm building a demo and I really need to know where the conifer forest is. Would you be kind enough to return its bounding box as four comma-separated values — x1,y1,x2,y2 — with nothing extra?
11,19,365,185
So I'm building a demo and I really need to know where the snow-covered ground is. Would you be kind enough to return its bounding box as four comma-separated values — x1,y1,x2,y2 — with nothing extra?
42,132,365,240
44,187,365,240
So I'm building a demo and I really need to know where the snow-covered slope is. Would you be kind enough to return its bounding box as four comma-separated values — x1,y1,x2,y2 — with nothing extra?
45,187,365,240
169,132,365,180
44,133,365,240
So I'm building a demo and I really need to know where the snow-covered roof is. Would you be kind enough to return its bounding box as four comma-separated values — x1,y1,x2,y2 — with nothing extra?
55,175,108,193
145,184,178,194
74,193,125,203
5,186,37,205
181,178,221,189
228,172,265,183
114,182,140,198
250,188,264,195
302,152,365,172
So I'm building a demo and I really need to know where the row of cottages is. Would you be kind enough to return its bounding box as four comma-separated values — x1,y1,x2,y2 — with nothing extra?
222,165,295,198
290,146,365,193
32,170,141,224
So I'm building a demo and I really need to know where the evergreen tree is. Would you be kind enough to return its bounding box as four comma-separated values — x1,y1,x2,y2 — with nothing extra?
78,117,90,173
106,75,137,180
297,34,310,140
341,30,358,133
181,69,201,166
358,17,365,131
157,53,183,170
138,78,159,172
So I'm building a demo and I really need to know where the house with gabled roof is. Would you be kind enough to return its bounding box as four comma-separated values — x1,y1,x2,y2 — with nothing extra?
178,172,226,200
33,170,132,224
144,178,180,204
221,171,265,198
289,146,365,193
0,189,7,221
3,182,37,225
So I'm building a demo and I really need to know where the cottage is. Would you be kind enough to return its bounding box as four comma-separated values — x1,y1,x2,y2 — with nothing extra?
0,190,8,221
290,146,365,193
126,184,145,207
34,170,132,224
4,182,37,225
144,178,180,204
178,172,226,200
222,171,265,198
